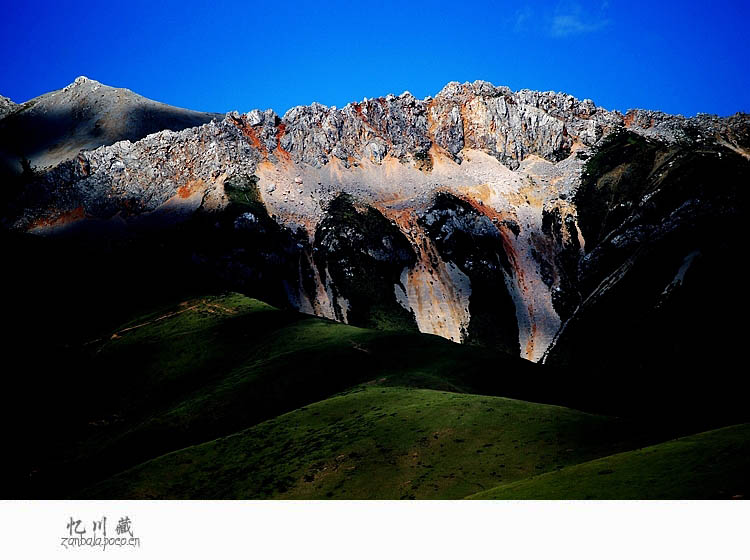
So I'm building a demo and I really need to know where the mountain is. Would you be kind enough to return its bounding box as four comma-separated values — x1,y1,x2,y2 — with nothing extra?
2,77,748,498
0,76,222,176
3,78,747,370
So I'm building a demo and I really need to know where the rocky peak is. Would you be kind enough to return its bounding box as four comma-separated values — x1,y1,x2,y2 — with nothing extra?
62,75,101,92
232,79,630,172
260,80,749,172
0,94,17,120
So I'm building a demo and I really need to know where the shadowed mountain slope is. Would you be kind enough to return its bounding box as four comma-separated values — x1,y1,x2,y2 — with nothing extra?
0,76,222,176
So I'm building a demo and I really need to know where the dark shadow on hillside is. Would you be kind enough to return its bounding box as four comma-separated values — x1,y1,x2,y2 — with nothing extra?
2,204,749,498
0,93,221,174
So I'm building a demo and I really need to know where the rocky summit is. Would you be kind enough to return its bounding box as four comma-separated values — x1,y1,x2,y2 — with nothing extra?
1,78,748,364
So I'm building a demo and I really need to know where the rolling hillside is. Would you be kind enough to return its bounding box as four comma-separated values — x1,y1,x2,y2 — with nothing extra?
469,424,750,500
84,386,635,499
16,292,746,499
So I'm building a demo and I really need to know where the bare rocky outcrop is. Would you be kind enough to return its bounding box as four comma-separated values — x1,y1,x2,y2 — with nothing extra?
246,80,625,171
0,95,17,120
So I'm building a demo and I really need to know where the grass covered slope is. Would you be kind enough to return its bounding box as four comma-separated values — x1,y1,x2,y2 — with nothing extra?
28,291,542,496
84,386,636,499
468,424,750,500
23,291,748,500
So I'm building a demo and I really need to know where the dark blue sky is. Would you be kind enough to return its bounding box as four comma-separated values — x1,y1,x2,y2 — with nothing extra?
1,0,748,117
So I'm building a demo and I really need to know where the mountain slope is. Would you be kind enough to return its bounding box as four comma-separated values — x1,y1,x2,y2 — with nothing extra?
14,290,748,499
21,292,546,497
468,424,750,500
543,130,748,375
0,76,222,176
82,386,640,500
4,79,747,370
4,78,749,500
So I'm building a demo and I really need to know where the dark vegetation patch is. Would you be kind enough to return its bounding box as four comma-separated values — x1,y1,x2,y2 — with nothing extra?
313,193,418,331
548,131,749,429
419,192,519,354
413,150,433,172
223,173,263,209
540,207,581,320
576,130,661,248
189,172,314,309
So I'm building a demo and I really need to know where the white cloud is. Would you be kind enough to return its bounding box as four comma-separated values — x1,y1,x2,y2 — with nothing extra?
514,7,533,32
511,1,610,38
549,2,610,37
550,14,608,36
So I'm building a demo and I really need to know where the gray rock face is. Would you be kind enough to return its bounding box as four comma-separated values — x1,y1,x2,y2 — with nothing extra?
9,118,257,230
13,79,746,231
262,80,625,170
428,82,622,168
0,95,17,120
624,108,750,151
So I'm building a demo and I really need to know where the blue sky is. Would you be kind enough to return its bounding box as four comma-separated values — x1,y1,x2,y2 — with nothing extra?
1,0,748,117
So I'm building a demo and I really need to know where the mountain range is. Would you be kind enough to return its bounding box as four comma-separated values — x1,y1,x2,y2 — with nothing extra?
2,77,748,499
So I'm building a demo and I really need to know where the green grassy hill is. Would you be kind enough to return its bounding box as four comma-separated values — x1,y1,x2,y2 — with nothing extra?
83,386,638,499
468,424,750,500
26,292,541,496
20,292,749,500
